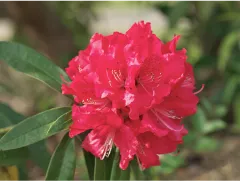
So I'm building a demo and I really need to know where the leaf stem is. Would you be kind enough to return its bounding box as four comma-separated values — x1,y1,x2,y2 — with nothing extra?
0,126,14,135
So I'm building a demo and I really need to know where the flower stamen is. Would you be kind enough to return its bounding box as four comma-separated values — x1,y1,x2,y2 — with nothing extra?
101,131,115,160
194,84,205,95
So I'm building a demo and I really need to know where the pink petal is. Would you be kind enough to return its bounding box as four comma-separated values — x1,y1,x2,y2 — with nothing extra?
82,125,115,159
114,125,138,170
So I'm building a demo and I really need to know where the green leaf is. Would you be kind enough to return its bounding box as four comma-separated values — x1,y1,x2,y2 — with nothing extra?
94,158,105,180
183,131,198,145
0,41,69,93
214,105,228,117
104,148,116,180
217,31,240,72
0,107,71,150
110,149,121,180
196,2,215,21
191,106,207,133
45,133,76,180
222,76,238,105
28,141,51,172
203,119,227,134
194,137,220,153
120,166,130,180
169,2,190,27
130,158,141,180
201,97,212,114
0,147,29,166
0,103,51,172
232,93,240,130
17,164,29,180
83,150,95,180
77,132,95,180
0,103,24,127
158,155,184,175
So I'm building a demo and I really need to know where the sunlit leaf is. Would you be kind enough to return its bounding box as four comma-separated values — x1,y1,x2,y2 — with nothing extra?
0,107,71,150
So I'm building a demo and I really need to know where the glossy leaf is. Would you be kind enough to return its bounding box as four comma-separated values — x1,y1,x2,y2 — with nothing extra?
0,41,69,93
0,107,71,150
45,133,76,180
0,103,51,172
0,147,29,166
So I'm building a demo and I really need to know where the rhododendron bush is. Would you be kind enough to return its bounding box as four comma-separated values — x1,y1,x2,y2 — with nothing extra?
0,21,202,180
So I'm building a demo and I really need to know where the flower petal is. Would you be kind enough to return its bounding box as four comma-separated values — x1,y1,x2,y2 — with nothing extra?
82,125,115,159
114,125,138,170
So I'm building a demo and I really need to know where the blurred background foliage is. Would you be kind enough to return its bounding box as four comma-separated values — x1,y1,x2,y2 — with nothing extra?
0,1,240,180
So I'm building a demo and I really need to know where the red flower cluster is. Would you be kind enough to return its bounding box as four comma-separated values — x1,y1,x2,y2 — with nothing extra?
62,21,203,170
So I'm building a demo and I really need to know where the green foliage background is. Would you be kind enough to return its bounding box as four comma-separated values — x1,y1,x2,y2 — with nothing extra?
0,1,239,180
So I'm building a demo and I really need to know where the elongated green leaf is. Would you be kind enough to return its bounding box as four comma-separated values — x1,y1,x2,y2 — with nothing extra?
29,141,51,172
196,1,215,21
0,103,51,172
191,106,207,133
0,103,24,127
104,147,116,180
169,2,189,27
77,132,95,180
94,158,105,180
233,93,240,130
0,41,69,93
130,158,142,180
110,149,121,180
217,31,240,72
120,167,130,180
0,107,71,150
0,147,29,166
18,164,29,180
45,133,76,180
222,76,238,105
83,150,95,180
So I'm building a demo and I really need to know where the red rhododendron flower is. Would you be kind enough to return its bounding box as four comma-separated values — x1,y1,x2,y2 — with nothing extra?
62,21,203,170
